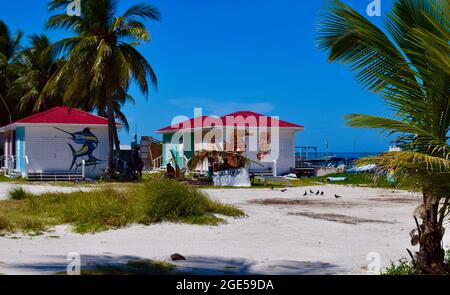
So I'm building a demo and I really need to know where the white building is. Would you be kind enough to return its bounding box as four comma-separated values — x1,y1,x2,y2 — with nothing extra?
0,107,117,179
156,111,304,176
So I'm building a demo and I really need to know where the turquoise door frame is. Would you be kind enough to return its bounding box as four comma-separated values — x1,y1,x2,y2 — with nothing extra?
15,127,25,171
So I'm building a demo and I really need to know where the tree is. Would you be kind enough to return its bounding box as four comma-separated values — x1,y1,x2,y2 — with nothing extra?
0,20,23,126
9,34,66,113
44,0,160,175
317,0,449,273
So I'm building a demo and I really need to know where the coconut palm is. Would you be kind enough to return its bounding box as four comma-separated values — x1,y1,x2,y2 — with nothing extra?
0,20,23,126
96,89,135,156
317,0,449,273
9,34,66,113
44,0,160,175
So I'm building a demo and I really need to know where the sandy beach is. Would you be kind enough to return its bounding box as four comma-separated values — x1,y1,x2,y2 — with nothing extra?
0,183,448,275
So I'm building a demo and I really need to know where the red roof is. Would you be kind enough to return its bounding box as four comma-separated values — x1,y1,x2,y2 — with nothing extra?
157,111,304,133
0,106,120,129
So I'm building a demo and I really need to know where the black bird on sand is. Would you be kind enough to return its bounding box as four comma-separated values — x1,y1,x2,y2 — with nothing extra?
335,194,342,199
281,189,288,193
315,190,320,195
271,186,275,190
320,192,324,196
309,189,314,194
303,191,308,196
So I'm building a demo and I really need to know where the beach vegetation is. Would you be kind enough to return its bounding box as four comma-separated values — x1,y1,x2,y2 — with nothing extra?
0,180,245,234
7,186,31,200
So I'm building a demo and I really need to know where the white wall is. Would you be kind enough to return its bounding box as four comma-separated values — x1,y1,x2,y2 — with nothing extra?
25,125,109,178
247,129,296,175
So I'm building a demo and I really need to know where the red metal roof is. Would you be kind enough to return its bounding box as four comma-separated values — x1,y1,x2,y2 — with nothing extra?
0,106,120,129
156,111,304,133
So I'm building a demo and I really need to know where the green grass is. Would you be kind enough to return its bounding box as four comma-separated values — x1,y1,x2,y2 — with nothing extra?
134,179,245,225
0,179,245,234
0,175,27,183
7,187,32,200
312,173,415,190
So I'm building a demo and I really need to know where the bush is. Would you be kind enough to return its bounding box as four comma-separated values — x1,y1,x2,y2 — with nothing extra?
0,180,245,234
383,258,417,275
26,189,137,233
135,179,245,225
8,187,31,200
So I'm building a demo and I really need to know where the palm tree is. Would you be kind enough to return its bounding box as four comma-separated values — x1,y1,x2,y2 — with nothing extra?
0,20,23,126
9,34,66,113
44,0,160,175
317,0,449,273
96,88,135,156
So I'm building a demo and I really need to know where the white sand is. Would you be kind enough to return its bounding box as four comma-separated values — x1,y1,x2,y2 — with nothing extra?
0,184,448,275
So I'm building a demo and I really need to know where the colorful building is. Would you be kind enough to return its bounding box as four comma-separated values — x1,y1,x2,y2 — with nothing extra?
156,111,304,176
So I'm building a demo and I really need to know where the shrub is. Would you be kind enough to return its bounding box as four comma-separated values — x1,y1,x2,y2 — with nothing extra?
135,179,245,224
383,258,417,275
0,180,245,234
24,189,137,233
8,187,31,200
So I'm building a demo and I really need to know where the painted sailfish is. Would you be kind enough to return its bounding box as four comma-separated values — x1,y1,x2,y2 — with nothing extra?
75,155,105,170
55,127,99,145
67,143,97,170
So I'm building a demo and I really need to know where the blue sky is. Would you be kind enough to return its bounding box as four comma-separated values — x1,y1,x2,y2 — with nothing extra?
1,0,396,152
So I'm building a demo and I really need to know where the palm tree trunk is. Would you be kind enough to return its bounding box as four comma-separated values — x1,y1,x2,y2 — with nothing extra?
415,189,446,274
113,124,121,169
0,93,12,125
105,85,115,177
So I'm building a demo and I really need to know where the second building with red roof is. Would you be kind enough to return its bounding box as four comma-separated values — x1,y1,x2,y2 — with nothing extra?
156,110,304,177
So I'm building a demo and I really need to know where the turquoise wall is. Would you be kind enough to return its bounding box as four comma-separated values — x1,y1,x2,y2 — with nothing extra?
161,132,195,167
15,127,25,171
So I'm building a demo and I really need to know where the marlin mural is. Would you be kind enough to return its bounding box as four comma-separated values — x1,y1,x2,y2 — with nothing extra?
55,127,99,145
75,155,105,170
67,142,98,170
56,127,103,171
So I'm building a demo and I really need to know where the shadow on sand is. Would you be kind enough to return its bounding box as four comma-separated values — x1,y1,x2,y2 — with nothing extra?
4,254,347,275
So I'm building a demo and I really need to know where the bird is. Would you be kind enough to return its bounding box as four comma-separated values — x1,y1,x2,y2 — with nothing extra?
320,192,324,196
271,185,275,190
335,194,342,199
281,189,288,193
309,189,314,194
315,190,320,195
303,191,308,196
